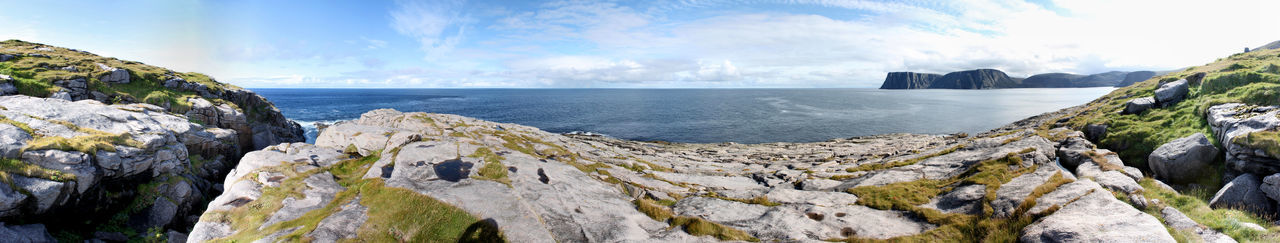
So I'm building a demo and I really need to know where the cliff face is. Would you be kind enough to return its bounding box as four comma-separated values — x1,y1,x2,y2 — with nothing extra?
926,69,1020,89
881,70,1154,89
878,72,941,89
0,40,304,241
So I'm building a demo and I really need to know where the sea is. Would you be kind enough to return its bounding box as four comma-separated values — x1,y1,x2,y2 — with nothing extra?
252,88,1114,144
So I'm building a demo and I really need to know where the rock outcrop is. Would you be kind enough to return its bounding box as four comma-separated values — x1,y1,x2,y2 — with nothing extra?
879,72,942,89
879,70,1157,89
1123,96,1157,115
927,69,1020,89
1149,133,1219,184
1207,104,1280,175
1155,79,1190,107
185,107,1204,242
0,96,240,240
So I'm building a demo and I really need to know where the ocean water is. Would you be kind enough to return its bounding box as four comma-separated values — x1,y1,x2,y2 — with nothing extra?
252,88,1114,144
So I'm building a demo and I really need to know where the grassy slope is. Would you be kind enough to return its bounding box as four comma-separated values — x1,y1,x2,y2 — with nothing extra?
1055,48,1280,241
0,39,241,113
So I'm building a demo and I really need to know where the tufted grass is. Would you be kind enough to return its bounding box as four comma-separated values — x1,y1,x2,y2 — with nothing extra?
1233,130,1280,158
670,216,758,242
0,158,76,182
1138,178,1280,241
841,152,1056,242
469,147,510,186
202,152,502,242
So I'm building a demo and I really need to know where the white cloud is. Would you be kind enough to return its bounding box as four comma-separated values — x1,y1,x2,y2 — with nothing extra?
390,0,469,61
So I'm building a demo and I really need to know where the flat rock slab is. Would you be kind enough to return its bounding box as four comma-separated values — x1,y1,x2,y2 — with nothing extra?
650,171,766,191
1021,190,1175,243
921,184,986,215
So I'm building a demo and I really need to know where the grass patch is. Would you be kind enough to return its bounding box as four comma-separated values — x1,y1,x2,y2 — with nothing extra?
670,216,758,241
203,152,504,242
468,147,510,186
842,153,1051,242
1139,178,1280,241
0,158,76,182
844,144,965,173
23,132,138,154
1233,130,1280,158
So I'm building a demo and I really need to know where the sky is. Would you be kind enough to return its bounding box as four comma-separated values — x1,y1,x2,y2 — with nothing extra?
0,0,1277,88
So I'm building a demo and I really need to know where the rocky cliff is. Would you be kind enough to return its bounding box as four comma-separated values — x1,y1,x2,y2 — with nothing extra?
880,70,1156,89
0,40,304,241
926,69,1020,89
878,72,942,89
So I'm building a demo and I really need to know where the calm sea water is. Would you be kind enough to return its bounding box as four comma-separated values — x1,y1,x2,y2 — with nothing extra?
252,88,1113,144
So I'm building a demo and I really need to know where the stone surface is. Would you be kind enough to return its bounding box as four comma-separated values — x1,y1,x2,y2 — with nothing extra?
921,184,986,215
992,166,1060,218
0,222,56,243
1207,103,1280,175
1020,190,1175,243
1209,173,1275,217
1155,79,1190,106
1123,96,1157,115
1149,133,1220,184
1161,206,1236,243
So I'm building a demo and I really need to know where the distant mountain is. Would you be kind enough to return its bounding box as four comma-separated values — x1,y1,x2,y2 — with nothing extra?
927,69,1021,89
879,72,942,89
880,69,1157,89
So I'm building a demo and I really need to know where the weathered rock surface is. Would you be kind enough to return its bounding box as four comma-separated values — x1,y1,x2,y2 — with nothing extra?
1161,206,1236,243
1155,79,1190,106
0,222,56,243
1207,104,1280,175
0,95,241,238
1149,133,1219,184
186,104,1232,242
1123,96,1157,115
1209,173,1275,217
1020,189,1175,243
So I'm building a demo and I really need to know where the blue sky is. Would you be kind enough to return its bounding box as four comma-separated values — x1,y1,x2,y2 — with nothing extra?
1,0,1277,88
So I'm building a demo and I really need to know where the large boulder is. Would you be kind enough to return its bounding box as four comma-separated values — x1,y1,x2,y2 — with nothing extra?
1209,173,1275,217
0,74,16,95
1185,72,1207,86
1154,79,1190,107
1122,97,1156,115
1020,188,1175,242
0,222,56,243
94,63,130,84
1148,133,1220,184
1207,104,1280,174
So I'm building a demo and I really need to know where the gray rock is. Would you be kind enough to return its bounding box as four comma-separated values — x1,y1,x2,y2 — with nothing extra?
305,198,368,242
763,188,859,206
1206,103,1280,175
1260,173,1280,203
0,180,29,217
0,123,32,159
1209,173,1275,217
1123,97,1156,115
1185,72,1207,86
1161,206,1236,243
1155,79,1189,106
1020,190,1175,243
0,54,15,62
921,184,986,215
139,196,178,230
166,230,188,243
1085,124,1107,142
95,63,131,84
49,91,71,100
1026,179,1102,216
11,175,67,214
260,172,343,229
1149,133,1220,184
0,223,56,243
992,166,1060,218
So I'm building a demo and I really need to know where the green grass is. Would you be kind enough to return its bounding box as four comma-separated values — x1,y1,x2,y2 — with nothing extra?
0,116,35,134
1233,130,1280,158
1062,48,1280,170
841,152,1055,242
1139,178,1280,241
203,152,503,242
0,158,76,182
468,147,511,186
